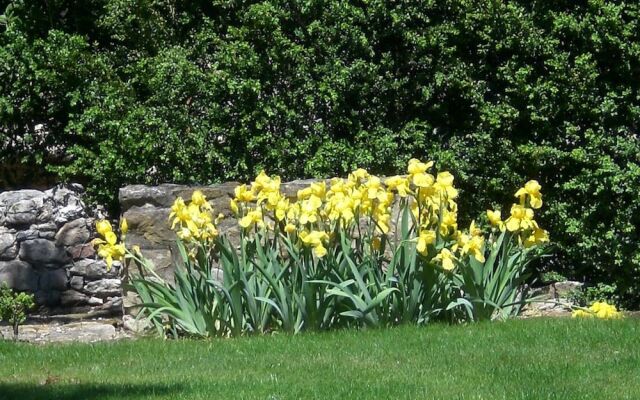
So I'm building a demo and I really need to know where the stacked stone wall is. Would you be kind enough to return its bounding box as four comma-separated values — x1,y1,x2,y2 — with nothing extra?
0,185,122,315
0,180,328,317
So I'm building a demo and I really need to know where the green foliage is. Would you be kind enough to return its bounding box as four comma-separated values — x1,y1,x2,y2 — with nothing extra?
541,271,568,284
0,284,35,340
456,231,543,321
128,204,541,338
568,283,621,308
1,1,640,303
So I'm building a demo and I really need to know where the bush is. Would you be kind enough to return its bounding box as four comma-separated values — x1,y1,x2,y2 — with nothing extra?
98,160,549,337
568,283,621,308
1,1,639,304
0,284,35,341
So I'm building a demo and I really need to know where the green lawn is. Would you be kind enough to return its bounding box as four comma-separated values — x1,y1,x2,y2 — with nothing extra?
0,318,638,399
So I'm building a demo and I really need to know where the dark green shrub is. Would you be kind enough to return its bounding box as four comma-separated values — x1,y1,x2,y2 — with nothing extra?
568,283,621,308
1,1,639,304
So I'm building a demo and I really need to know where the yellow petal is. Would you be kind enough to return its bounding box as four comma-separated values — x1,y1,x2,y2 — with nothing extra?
530,196,543,209
514,188,527,198
442,258,455,271
313,244,327,258
105,231,118,245
230,199,239,214
506,218,520,232
239,215,252,228
119,218,128,235
416,238,427,255
96,220,113,237
472,249,485,263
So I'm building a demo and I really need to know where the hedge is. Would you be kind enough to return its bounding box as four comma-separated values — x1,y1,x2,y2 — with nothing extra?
1,0,639,305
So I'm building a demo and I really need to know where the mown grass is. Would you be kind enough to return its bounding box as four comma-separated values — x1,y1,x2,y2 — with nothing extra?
0,318,638,400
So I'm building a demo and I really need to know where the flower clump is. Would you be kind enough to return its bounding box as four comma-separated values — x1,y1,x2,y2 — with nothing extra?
169,190,223,243
572,301,623,319
92,219,127,270
486,179,549,248
93,160,550,276
91,159,559,337
226,159,549,271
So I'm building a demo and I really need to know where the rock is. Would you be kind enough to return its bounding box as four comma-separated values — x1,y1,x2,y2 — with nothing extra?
31,223,58,240
119,184,184,209
46,186,87,225
131,248,174,282
16,230,39,241
119,183,238,210
60,290,89,306
531,281,584,301
38,230,56,240
40,321,116,343
54,206,86,226
39,269,68,291
0,320,128,343
216,217,241,247
67,243,96,260
5,199,41,226
280,179,322,198
0,260,38,291
87,296,103,306
0,190,43,207
84,278,121,297
36,201,54,224
33,222,57,232
123,314,153,333
55,218,90,246
122,205,176,249
70,275,84,290
18,239,68,265
0,230,18,260
102,297,123,311
69,259,115,280
51,186,83,206
35,289,61,306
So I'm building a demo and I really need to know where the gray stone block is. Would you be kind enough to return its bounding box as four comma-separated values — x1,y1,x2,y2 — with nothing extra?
84,278,122,297
70,275,84,290
122,206,176,249
130,248,174,283
60,290,89,306
35,289,61,306
0,190,43,207
119,183,238,210
19,239,69,265
69,259,115,280
39,269,69,291
67,243,95,260
55,218,90,246
5,199,40,226
16,230,39,242
0,230,18,260
0,260,37,291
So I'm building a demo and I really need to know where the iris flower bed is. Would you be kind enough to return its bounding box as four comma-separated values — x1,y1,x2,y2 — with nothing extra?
95,159,556,337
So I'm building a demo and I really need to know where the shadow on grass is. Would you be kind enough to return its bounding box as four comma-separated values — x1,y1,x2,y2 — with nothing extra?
0,382,185,400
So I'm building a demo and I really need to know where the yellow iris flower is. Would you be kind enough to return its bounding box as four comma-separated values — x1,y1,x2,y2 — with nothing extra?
515,180,543,209
416,230,436,256
433,248,456,271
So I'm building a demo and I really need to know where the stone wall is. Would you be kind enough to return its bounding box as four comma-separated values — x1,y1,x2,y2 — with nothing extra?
0,185,122,315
